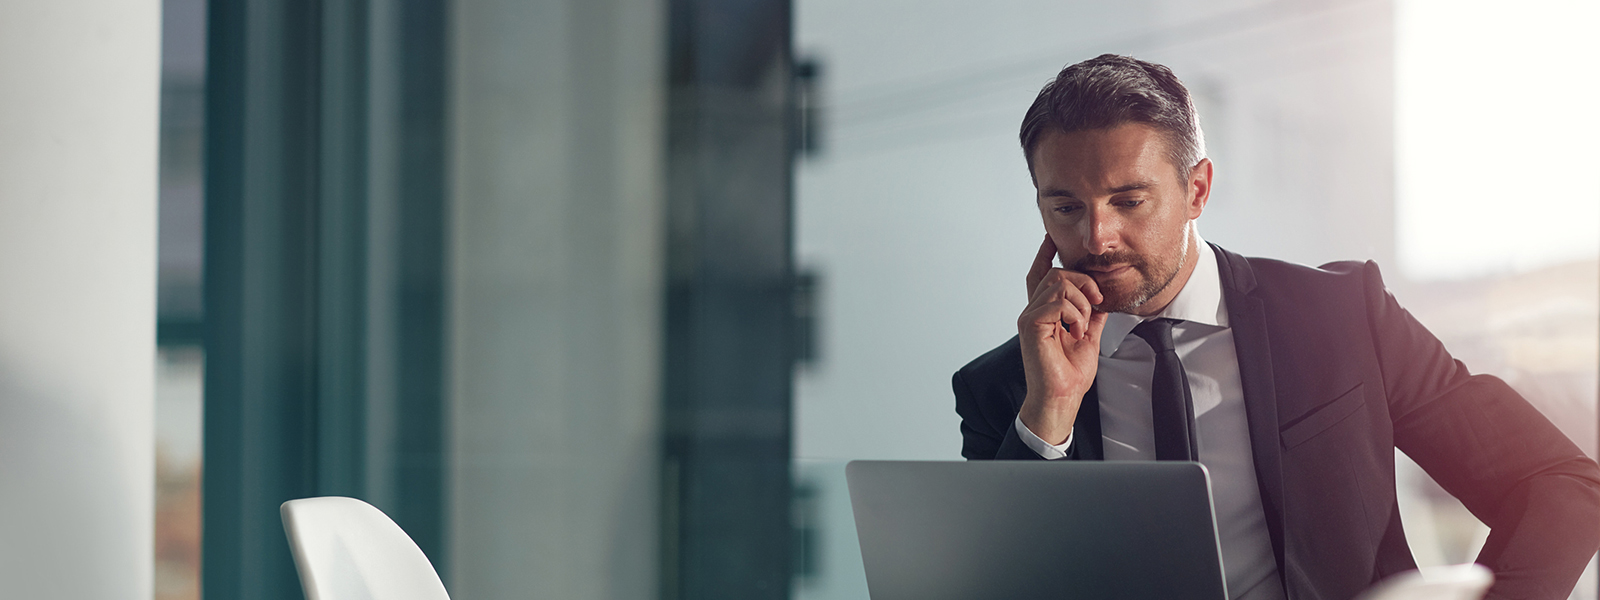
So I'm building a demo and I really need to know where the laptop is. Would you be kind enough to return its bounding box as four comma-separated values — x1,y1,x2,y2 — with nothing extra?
846,460,1227,600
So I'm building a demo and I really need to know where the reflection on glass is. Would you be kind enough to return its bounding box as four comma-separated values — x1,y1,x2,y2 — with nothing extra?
155,347,203,600
1396,261,1598,598
155,0,205,597
794,1,1598,599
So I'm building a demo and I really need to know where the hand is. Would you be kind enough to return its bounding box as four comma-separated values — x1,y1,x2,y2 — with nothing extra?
1017,234,1108,445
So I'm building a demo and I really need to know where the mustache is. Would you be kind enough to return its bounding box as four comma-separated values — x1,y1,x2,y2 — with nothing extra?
1072,251,1146,271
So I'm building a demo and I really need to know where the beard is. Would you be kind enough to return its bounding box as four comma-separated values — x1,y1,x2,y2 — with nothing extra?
1072,229,1189,313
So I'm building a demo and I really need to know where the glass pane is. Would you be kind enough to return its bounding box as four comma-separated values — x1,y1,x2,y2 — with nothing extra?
155,0,206,598
1395,1,1600,597
155,347,203,600
795,1,1599,598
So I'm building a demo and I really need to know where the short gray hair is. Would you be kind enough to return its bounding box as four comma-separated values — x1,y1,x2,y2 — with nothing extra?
1020,54,1205,179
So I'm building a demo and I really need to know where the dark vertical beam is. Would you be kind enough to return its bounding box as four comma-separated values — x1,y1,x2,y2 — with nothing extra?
317,0,372,500
388,0,450,578
661,1,796,599
199,0,249,593
203,2,324,598
202,1,374,598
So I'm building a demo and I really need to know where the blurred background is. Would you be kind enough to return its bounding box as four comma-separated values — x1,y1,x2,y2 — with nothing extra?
130,0,1598,599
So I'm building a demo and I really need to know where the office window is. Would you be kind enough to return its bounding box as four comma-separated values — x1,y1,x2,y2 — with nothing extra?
792,1,1598,598
155,0,206,599
1394,0,1600,592
193,3,793,599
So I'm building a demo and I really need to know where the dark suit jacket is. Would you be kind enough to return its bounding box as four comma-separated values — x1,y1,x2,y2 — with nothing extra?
953,243,1600,600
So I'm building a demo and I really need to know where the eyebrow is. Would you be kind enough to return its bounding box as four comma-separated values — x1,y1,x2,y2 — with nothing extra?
1040,180,1158,199
1110,180,1157,193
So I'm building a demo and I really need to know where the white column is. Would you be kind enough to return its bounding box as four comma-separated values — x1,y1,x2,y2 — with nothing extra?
448,1,666,598
0,1,160,599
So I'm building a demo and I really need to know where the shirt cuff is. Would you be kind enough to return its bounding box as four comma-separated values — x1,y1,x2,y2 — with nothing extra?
1014,415,1073,460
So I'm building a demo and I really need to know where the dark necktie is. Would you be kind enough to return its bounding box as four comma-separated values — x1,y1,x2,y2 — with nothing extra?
1130,318,1198,461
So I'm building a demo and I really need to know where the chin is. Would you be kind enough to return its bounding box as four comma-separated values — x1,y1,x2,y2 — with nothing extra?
1094,276,1163,314
1094,292,1148,314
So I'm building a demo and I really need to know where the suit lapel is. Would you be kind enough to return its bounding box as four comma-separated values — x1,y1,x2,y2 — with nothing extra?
1212,244,1288,587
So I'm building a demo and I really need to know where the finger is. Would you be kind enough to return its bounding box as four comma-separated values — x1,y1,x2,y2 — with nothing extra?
1028,268,1069,306
1062,304,1087,341
1025,234,1057,297
1030,267,1094,307
1028,270,1092,339
1063,311,1109,365
1020,296,1085,329
1083,310,1110,347
1055,296,1091,342
1020,297,1086,338
1055,271,1096,339
1056,272,1096,326
1060,270,1104,307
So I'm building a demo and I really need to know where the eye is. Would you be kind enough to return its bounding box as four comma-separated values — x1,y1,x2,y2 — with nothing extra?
1115,199,1145,209
1052,204,1083,216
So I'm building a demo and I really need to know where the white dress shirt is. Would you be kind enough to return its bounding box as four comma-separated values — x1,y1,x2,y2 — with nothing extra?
1013,235,1285,600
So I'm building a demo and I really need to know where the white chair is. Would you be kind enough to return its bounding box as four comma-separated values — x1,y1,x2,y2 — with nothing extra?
281,496,451,600
1356,563,1494,600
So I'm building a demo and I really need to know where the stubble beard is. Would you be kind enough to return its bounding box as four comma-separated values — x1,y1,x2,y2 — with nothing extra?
1079,224,1190,314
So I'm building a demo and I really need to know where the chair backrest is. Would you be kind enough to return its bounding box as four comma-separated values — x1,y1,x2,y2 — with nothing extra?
281,496,451,600
1356,564,1493,600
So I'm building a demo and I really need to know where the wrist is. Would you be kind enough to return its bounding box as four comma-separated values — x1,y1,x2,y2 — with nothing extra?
1019,392,1080,445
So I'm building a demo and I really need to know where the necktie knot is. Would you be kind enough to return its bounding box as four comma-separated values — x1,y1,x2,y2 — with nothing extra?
1131,318,1180,353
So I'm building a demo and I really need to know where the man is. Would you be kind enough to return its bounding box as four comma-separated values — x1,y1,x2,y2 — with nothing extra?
952,54,1600,600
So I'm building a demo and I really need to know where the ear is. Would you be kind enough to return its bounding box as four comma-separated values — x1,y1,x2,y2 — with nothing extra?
1186,158,1213,220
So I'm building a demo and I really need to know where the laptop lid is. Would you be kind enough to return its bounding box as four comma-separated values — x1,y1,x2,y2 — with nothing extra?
846,460,1227,600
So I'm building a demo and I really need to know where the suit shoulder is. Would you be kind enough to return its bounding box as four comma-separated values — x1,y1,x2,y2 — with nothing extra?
1244,254,1376,283
955,335,1023,387
1219,250,1394,332
1227,250,1383,296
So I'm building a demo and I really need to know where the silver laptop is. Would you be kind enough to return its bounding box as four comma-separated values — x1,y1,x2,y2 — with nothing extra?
846,460,1227,600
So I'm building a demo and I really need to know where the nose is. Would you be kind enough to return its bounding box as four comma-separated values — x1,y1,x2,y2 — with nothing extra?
1077,206,1120,255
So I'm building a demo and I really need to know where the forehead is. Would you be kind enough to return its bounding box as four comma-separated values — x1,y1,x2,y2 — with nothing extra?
1031,123,1177,194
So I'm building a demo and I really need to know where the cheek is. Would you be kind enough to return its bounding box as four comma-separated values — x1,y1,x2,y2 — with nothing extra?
1044,225,1078,253
1047,234,1088,267
1036,214,1062,237
1136,205,1189,247
1041,212,1084,237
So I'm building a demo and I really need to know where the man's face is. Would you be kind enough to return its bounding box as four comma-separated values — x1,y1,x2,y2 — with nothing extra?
1031,123,1210,315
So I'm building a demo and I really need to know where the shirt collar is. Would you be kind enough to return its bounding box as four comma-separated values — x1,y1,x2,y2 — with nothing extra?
1098,228,1228,357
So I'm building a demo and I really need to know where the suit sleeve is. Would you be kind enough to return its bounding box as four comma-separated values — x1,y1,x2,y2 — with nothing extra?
953,369,1046,461
1367,261,1600,600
